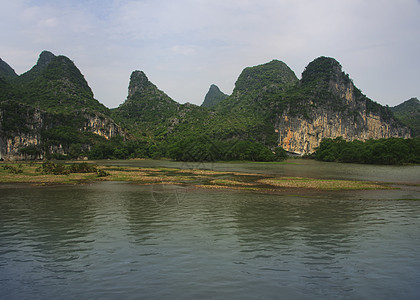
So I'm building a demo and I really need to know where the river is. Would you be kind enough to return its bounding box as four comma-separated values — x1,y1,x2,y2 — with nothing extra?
1,160,419,299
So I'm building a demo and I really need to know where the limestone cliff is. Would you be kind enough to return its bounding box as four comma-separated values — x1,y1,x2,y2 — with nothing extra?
275,57,410,154
0,102,124,160
276,107,410,154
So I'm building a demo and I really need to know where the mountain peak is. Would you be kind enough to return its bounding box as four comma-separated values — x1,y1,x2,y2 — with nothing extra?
37,50,56,68
234,59,298,94
301,56,345,84
128,70,152,98
201,84,228,107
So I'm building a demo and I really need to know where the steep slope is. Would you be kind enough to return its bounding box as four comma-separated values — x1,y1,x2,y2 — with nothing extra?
17,51,55,83
201,84,228,107
391,98,420,137
12,51,108,114
275,57,410,154
0,58,18,79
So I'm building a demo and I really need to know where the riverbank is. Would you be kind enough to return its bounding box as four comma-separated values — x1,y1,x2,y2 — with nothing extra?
0,161,400,192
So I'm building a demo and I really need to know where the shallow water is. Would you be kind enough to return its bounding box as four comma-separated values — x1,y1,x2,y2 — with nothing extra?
1,161,419,299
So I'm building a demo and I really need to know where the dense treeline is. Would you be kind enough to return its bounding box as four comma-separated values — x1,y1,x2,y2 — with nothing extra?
88,136,288,162
315,137,420,165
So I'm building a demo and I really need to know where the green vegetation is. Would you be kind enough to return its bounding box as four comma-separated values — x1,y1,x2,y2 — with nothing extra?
167,136,287,162
11,53,109,114
0,58,18,79
36,161,109,176
315,137,420,164
201,84,228,107
2,164,24,174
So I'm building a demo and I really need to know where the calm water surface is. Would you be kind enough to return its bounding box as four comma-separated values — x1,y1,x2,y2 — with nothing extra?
1,161,419,299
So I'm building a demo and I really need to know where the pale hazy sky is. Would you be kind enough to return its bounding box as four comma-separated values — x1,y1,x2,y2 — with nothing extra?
1,0,419,108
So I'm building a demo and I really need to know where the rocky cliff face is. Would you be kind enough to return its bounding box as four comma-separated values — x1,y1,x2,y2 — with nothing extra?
0,104,124,160
82,111,124,139
276,108,410,154
275,57,411,154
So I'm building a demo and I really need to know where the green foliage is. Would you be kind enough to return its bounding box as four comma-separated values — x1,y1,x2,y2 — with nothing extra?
167,135,287,162
12,54,109,115
113,71,179,126
0,101,36,136
36,161,70,175
201,84,228,107
2,164,23,174
391,98,420,137
234,60,298,94
68,162,98,173
18,145,42,158
315,137,420,165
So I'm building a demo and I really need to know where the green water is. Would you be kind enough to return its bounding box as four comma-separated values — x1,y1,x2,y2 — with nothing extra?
1,160,419,299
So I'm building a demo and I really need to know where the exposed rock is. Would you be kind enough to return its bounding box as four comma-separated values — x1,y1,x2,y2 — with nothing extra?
275,57,411,154
0,103,124,160
276,108,410,154
82,111,125,139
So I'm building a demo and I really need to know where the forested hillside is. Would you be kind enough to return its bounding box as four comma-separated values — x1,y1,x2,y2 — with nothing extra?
391,98,420,137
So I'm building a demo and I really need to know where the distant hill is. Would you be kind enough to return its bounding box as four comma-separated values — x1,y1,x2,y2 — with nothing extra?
391,98,420,137
201,84,228,107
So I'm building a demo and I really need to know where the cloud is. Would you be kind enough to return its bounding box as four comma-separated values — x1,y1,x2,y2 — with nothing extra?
0,0,419,107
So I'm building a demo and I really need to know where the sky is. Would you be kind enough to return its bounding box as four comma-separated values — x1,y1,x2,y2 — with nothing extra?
1,0,419,108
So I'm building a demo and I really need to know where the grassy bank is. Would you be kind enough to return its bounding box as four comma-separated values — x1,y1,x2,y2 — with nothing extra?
0,161,395,192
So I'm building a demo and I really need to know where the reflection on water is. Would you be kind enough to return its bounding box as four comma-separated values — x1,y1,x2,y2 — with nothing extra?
1,160,420,299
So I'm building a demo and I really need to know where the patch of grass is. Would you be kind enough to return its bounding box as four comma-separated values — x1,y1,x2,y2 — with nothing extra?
258,177,392,190
210,179,257,186
194,184,261,191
